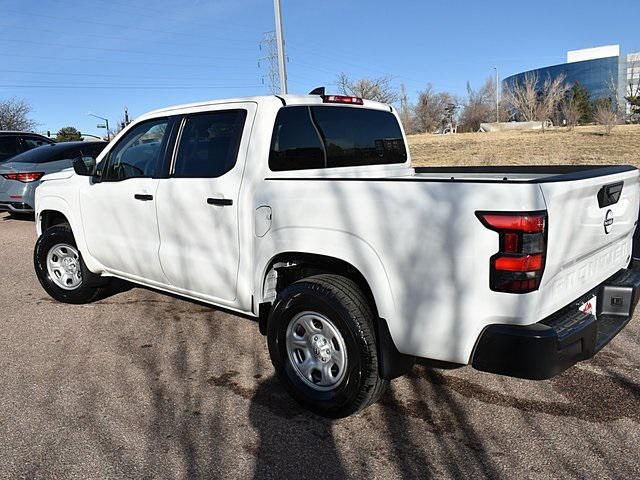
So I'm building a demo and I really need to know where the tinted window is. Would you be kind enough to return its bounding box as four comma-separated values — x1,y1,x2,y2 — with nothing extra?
269,106,407,171
21,136,51,150
8,144,57,163
78,143,106,160
102,119,169,181
0,136,19,161
10,143,107,164
268,107,325,171
173,110,246,178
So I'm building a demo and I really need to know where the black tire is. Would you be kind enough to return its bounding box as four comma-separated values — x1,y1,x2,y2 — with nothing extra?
267,274,388,418
34,225,106,304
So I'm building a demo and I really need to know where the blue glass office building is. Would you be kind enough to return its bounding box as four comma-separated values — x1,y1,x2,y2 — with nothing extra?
503,47,631,109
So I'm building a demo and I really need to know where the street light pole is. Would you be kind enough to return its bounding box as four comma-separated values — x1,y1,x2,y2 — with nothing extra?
88,113,111,141
273,0,288,94
494,67,500,123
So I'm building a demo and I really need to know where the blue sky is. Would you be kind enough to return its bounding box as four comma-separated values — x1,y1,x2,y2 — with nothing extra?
1,0,638,136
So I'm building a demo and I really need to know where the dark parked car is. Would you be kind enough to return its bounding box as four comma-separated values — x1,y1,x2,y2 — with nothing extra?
0,132,55,163
0,141,107,215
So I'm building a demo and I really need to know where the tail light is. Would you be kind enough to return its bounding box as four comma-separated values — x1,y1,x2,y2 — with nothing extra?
322,95,364,105
477,211,547,293
2,172,45,183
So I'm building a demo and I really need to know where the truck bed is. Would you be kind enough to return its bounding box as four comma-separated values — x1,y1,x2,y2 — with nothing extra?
264,163,639,364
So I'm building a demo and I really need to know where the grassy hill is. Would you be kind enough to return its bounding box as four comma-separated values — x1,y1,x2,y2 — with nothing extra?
408,124,640,168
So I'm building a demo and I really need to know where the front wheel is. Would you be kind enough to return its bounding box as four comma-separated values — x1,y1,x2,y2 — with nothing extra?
267,274,388,418
34,225,106,304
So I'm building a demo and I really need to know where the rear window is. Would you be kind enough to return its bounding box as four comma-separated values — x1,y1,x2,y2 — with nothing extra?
10,143,106,164
269,106,407,171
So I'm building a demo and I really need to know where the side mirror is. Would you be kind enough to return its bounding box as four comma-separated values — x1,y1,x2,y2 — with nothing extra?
72,156,96,176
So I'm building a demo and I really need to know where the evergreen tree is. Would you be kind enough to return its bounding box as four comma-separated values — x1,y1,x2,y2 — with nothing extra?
55,126,82,142
570,82,593,124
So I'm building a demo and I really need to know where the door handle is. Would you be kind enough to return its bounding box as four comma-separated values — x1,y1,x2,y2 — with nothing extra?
134,194,154,201
207,198,233,206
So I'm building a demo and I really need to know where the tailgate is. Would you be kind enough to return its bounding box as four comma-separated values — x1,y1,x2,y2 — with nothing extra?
538,167,640,318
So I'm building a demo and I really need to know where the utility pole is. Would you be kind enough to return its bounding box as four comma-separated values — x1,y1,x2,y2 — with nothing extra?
273,0,288,94
494,67,500,123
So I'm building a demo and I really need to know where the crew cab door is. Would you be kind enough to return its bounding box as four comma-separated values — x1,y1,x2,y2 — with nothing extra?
155,104,254,303
79,117,174,283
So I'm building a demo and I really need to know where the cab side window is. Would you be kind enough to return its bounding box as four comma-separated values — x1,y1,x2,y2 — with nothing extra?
102,119,169,181
173,110,246,178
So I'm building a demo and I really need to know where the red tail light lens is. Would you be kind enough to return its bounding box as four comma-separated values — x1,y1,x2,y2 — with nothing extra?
2,172,45,183
478,214,545,233
322,95,364,105
494,254,543,272
477,211,547,293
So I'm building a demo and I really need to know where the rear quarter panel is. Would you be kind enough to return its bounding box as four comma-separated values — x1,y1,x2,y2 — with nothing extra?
256,178,547,364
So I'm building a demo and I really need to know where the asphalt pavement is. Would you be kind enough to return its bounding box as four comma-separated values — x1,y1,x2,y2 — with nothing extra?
0,212,639,479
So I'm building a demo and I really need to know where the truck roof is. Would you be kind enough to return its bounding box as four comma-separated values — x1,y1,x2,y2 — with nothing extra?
141,94,392,120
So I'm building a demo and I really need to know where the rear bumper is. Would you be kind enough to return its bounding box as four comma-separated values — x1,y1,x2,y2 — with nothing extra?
472,265,640,379
0,201,34,213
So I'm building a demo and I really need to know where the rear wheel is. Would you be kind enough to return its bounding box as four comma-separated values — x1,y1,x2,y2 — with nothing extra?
267,274,388,418
34,225,106,304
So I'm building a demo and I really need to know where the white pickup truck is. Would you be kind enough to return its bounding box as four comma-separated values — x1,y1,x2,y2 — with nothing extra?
33,92,640,418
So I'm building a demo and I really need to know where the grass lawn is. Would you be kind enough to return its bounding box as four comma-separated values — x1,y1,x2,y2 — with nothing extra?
408,124,640,168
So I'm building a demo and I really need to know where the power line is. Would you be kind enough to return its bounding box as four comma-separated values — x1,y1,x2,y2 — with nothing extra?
55,0,260,33
0,8,253,42
0,37,251,62
0,69,256,82
0,84,266,90
0,22,257,50
0,52,253,70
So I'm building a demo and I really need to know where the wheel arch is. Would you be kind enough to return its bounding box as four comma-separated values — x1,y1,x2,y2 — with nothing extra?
39,209,71,233
36,196,103,274
258,242,395,319
261,251,380,310
36,196,75,236
257,249,413,380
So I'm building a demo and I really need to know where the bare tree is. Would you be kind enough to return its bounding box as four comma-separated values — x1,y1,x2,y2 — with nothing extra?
561,98,581,130
0,98,38,131
459,80,492,132
459,78,509,132
503,72,539,121
536,74,569,129
504,72,568,129
413,85,457,133
594,99,618,135
398,83,417,134
336,73,399,104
